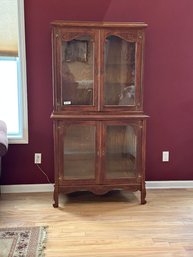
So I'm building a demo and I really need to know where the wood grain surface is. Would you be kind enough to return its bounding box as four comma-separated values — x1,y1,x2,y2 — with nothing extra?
0,189,193,256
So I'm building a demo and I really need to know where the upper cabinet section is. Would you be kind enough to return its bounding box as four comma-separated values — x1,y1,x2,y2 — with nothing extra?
51,21,147,113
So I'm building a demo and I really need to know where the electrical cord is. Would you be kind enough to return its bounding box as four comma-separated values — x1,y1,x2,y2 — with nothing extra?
35,164,52,184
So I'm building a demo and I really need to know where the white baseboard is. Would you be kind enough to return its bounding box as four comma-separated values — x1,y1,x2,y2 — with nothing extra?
1,181,193,194
146,180,193,189
1,183,54,194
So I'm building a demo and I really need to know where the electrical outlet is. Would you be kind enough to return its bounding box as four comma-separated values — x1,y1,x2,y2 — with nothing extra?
34,153,42,164
162,151,169,162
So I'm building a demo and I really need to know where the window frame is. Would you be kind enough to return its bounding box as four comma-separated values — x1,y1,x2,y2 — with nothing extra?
0,0,28,144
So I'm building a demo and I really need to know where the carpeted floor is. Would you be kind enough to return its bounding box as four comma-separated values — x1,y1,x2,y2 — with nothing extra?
0,226,47,257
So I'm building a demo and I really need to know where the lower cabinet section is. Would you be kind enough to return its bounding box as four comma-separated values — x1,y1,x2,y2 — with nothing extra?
52,117,147,207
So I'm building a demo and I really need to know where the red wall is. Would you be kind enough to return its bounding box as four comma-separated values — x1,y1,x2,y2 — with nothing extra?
2,0,193,184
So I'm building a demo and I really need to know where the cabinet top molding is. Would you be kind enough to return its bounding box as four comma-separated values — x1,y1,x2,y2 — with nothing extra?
51,20,148,28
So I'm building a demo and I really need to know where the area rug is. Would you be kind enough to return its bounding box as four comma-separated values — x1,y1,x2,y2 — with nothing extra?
0,226,47,257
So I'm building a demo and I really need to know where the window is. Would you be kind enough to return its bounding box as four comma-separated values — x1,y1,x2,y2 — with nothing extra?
0,0,28,144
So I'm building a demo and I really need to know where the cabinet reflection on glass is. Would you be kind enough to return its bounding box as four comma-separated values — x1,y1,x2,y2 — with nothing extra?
104,36,136,106
62,36,94,106
63,125,96,179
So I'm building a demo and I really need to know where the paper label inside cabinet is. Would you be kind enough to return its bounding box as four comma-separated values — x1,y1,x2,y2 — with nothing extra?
63,101,71,105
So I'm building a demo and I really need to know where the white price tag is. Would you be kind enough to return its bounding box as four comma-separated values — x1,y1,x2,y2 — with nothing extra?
63,101,71,105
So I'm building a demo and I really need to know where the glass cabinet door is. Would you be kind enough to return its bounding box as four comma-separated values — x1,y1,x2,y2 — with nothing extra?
54,30,98,111
103,122,141,180
102,31,144,111
61,122,97,181
104,36,136,106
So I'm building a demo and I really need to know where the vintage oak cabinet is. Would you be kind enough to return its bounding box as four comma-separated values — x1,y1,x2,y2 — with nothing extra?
51,21,148,207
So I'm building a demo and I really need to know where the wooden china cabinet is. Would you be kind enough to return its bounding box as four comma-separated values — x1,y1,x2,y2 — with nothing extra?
51,21,148,207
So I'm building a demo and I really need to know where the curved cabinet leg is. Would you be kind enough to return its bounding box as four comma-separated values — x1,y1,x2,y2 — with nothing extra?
141,183,147,204
53,185,59,208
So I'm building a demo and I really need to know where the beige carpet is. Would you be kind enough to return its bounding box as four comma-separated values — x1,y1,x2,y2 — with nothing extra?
0,226,47,257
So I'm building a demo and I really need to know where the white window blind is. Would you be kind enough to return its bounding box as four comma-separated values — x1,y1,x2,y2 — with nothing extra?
0,0,18,56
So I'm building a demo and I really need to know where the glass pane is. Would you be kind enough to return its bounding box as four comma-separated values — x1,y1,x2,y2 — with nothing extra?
63,125,96,179
104,35,136,106
105,125,137,179
0,58,19,132
62,35,94,106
